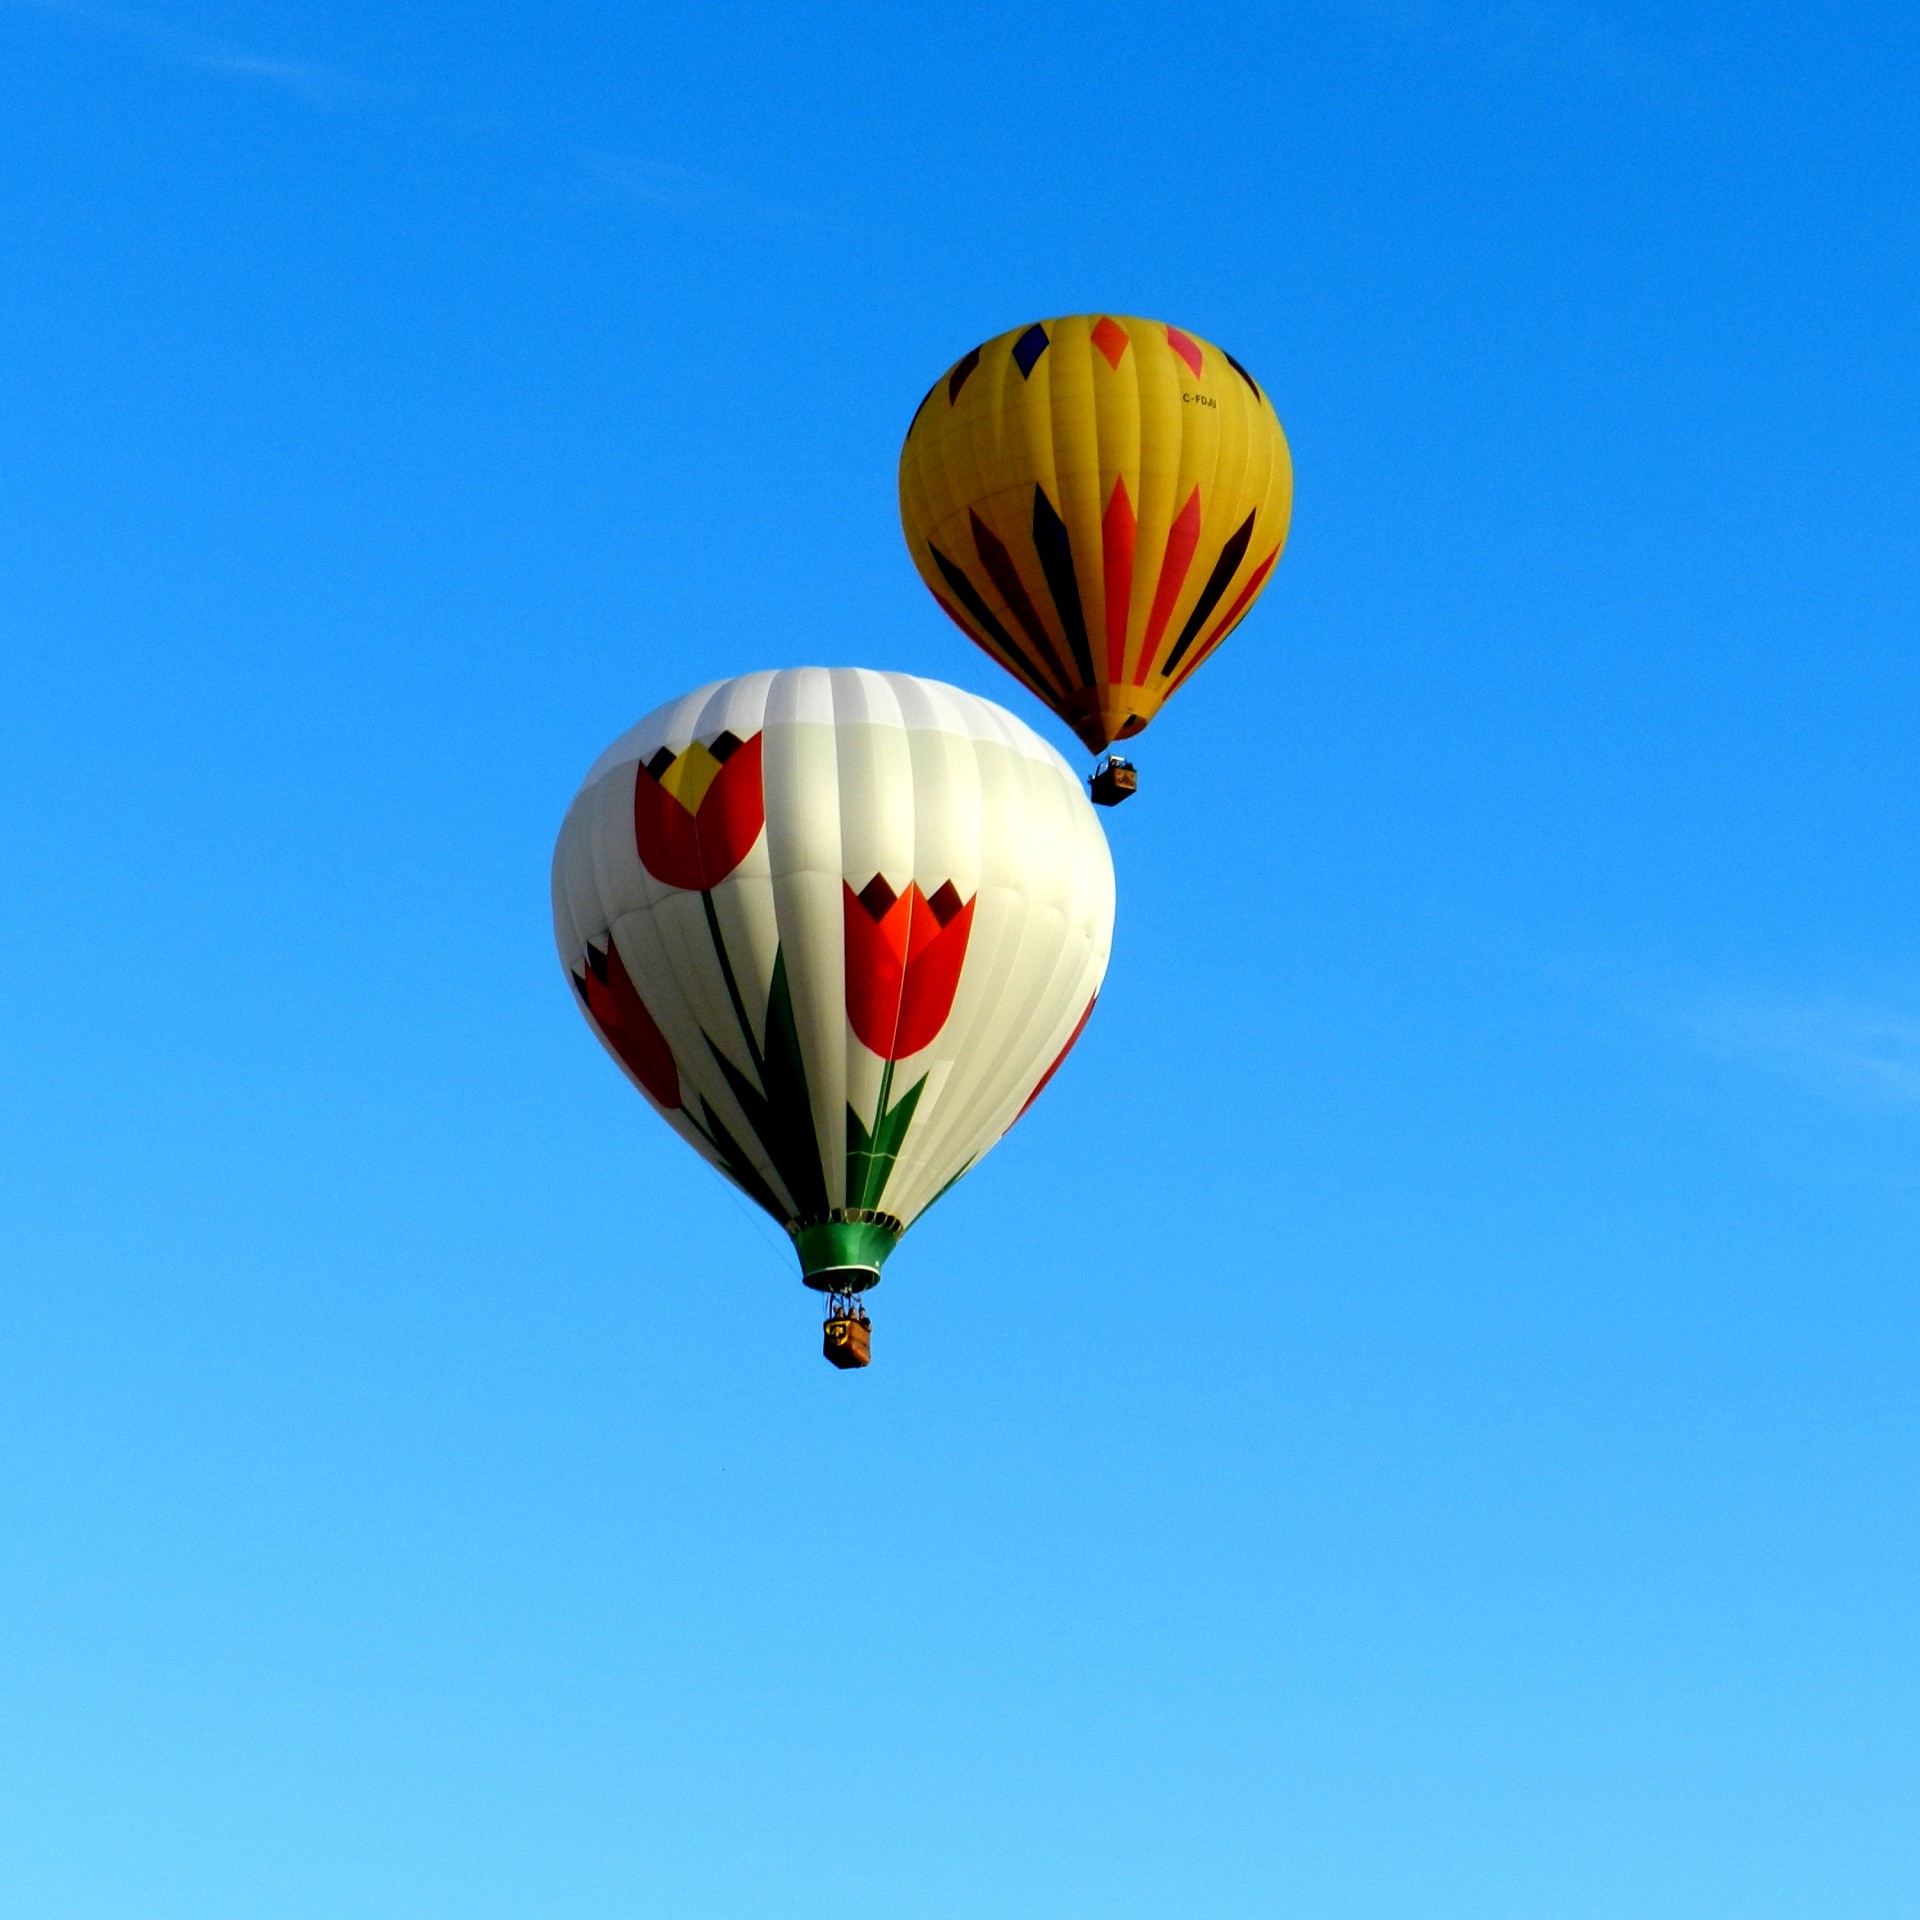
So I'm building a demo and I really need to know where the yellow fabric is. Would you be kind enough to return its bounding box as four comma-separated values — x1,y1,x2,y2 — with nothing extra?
655,740,724,811
898,314,1293,752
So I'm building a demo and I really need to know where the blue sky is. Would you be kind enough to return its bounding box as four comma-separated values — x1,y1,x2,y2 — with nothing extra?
2,2,1918,1914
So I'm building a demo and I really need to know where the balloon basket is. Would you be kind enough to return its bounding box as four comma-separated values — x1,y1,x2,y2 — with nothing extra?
822,1293,872,1370
1089,757,1138,807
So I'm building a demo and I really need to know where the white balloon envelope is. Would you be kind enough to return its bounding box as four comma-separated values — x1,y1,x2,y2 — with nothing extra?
551,668,1116,1313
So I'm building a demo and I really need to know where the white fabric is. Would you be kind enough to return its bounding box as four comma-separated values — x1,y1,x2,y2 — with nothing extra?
552,668,1115,1232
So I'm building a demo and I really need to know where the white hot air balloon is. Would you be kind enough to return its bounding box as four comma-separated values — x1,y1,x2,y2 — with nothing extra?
551,668,1116,1366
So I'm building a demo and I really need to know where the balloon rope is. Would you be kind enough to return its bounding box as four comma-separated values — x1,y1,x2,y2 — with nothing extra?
701,886,765,1079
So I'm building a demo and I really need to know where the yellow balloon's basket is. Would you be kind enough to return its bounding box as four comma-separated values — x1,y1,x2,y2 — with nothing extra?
1089,756,1138,807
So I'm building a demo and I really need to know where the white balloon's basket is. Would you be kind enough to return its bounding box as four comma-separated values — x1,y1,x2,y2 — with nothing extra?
821,1295,873,1370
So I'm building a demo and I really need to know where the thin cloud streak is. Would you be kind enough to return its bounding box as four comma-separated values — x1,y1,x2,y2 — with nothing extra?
580,149,857,239
193,49,345,100
579,153,716,213
6,6,787,224
1683,996,1920,1109
7,0,355,99
7,3,836,228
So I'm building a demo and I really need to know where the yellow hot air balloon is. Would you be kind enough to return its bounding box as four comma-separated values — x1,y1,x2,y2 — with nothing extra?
899,315,1293,772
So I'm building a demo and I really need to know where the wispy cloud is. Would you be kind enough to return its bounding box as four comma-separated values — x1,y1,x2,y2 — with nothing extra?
1494,4,1641,83
1348,0,1662,97
192,49,345,100
9,2,835,230
579,153,715,213
7,0,355,99
1682,996,1920,1109
578,149,846,234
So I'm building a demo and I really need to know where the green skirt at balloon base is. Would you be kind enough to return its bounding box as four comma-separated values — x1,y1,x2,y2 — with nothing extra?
793,1215,901,1292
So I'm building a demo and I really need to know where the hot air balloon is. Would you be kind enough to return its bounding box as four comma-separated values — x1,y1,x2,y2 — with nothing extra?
551,668,1115,1367
898,315,1292,800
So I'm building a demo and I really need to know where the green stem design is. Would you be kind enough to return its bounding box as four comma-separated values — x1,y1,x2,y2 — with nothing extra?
846,1059,926,1215
701,886,763,1076
688,891,829,1226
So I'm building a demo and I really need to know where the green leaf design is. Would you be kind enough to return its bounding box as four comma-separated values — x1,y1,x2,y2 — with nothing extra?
703,945,829,1224
845,1063,926,1215
693,1098,790,1222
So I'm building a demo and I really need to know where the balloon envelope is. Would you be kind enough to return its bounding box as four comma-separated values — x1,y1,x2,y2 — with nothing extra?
899,314,1293,753
551,669,1116,1290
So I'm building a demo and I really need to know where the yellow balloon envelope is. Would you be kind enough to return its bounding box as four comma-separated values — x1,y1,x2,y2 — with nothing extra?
899,314,1293,754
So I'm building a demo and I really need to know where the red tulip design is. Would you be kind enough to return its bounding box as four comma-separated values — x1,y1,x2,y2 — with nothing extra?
573,939,680,1109
844,876,976,1060
632,729,765,891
